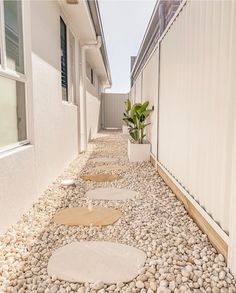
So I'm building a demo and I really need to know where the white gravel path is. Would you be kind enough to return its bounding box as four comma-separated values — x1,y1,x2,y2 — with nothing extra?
0,131,235,293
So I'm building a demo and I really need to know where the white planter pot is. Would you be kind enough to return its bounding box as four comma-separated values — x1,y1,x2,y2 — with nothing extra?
128,139,150,162
122,125,129,135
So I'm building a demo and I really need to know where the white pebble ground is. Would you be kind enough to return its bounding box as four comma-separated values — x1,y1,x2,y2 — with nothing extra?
90,157,118,163
0,131,235,293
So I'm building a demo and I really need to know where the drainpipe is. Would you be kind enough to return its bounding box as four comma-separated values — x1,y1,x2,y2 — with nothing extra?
80,36,102,152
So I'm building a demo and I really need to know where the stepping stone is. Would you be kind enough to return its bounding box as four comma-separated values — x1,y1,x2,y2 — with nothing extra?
61,179,75,187
90,158,117,163
53,207,121,226
47,241,146,283
85,188,137,200
94,165,125,171
81,174,121,182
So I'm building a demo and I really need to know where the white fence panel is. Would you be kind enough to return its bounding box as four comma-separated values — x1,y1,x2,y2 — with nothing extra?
102,93,128,129
158,0,236,234
142,48,159,157
135,73,142,103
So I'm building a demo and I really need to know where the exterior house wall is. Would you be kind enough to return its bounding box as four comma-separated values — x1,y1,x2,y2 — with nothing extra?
31,0,79,195
0,146,37,234
0,0,109,233
86,64,102,140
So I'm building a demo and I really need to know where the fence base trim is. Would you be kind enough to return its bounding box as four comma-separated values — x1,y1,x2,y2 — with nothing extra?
150,156,228,260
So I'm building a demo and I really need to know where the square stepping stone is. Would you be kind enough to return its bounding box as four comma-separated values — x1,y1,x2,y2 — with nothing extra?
47,241,147,283
85,188,137,200
53,207,121,226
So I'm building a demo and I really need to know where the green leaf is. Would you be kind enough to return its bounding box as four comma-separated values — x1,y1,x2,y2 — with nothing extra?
137,101,149,115
124,99,131,113
129,128,139,142
128,100,153,143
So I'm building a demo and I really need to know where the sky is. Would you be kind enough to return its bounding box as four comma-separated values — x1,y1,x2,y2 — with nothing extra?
99,0,156,93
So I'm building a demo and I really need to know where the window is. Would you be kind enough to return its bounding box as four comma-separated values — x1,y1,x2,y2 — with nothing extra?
86,64,95,86
0,0,27,151
60,17,68,101
0,76,26,148
60,17,76,104
4,0,24,73
91,69,94,85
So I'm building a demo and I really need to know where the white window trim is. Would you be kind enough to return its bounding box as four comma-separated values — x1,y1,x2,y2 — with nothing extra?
0,0,6,70
0,0,30,154
67,30,76,104
85,61,96,88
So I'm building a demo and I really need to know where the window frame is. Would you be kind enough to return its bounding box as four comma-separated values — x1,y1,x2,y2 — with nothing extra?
60,14,77,105
68,30,76,104
0,0,30,153
60,16,68,102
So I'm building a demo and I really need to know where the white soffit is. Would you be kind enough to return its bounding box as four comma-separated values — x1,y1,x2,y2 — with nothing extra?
59,0,96,43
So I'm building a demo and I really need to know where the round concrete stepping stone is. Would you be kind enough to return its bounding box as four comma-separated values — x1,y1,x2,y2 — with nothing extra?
90,157,117,163
47,241,146,283
81,174,121,182
61,179,75,187
53,207,121,226
85,188,137,200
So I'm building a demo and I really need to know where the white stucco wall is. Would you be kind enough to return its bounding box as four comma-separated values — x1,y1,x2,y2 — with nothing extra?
0,0,79,232
0,146,36,233
30,0,78,194
86,72,102,141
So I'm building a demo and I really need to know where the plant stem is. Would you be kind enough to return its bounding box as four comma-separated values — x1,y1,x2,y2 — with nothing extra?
140,128,143,144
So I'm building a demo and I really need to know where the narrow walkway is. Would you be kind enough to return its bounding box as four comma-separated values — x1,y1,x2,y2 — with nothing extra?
0,132,235,293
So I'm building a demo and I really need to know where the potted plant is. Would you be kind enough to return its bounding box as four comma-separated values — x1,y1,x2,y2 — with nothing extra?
122,98,131,134
126,101,153,162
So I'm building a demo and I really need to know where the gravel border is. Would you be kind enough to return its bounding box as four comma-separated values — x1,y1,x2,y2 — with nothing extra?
0,131,235,293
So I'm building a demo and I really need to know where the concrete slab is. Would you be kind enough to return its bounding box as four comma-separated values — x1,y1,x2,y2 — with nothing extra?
85,188,137,200
47,241,146,283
